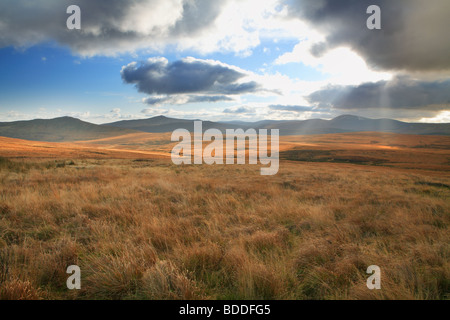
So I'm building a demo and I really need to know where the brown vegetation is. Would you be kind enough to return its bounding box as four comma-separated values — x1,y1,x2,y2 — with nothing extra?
0,133,449,300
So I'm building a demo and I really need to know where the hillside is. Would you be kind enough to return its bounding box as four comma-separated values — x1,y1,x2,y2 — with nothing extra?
0,117,137,142
106,115,450,136
256,115,450,136
104,115,244,133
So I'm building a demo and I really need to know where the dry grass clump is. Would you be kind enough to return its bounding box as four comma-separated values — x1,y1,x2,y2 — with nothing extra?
80,244,157,299
0,157,449,300
139,260,203,300
0,278,43,300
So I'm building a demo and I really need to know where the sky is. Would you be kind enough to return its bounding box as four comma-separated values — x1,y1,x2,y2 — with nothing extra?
0,0,449,124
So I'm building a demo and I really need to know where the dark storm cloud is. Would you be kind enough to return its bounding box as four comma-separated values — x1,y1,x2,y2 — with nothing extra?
285,0,450,72
0,0,227,56
171,0,224,36
121,58,261,96
307,77,450,110
269,105,313,112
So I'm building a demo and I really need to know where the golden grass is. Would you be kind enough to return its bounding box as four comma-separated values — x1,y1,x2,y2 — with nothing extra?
0,152,449,300
0,136,171,160
1,132,449,172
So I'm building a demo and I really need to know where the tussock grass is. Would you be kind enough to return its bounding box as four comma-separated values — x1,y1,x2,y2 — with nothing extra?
0,158,449,300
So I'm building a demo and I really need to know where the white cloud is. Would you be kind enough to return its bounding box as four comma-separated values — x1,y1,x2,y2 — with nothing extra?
0,0,320,57
419,111,450,123
276,40,392,86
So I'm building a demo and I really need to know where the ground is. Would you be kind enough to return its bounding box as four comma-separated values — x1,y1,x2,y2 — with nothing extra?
0,132,449,300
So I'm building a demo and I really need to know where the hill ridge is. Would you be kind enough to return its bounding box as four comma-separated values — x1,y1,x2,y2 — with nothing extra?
0,115,449,142
0,116,138,142
104,115,450,136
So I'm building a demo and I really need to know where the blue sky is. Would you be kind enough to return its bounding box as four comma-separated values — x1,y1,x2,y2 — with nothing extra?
0,38,329,124
0,44,144,121
0,0,449,123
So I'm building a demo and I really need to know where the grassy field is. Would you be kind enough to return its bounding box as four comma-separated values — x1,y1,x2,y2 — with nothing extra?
0,133,449,300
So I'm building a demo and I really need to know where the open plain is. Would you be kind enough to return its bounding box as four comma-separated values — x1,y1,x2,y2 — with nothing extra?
0,132,449,300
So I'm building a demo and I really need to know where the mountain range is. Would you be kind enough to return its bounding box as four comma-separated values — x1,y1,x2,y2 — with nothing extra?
105,115,450,136
0,115,448,142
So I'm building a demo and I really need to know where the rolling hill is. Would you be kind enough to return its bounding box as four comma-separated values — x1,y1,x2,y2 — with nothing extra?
0,115,449,143
0,117,137,142
105,115,450,136
103,115,245,133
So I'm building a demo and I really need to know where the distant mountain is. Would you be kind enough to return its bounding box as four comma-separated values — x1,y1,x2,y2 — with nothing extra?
0,115,448,143
103,115,246,133
106,115,450,136
0,117,137,142
260,115,450,135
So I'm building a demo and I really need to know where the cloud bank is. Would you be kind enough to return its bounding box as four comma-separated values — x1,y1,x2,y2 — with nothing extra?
307,77,450,112
284,0,450,73
269,105,314,113
143,95,234,106
0,0,281,56
223,106,256,114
